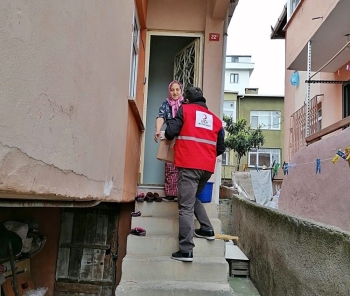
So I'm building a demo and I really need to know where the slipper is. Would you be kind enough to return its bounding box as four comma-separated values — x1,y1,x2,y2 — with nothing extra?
154,192,162,202
144,192,154,202
131,211,141,217
130,227,146,236
135,193,145,202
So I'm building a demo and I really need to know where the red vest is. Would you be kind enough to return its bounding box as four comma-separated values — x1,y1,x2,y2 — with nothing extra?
174,104,222,173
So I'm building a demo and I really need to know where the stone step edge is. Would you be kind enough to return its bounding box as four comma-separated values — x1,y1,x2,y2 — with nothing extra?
117,280,232,288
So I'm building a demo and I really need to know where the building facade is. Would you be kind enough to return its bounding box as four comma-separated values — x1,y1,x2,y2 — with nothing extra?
0,0,237,294
271,0,350,232
222,90,284,178
224,55,255,94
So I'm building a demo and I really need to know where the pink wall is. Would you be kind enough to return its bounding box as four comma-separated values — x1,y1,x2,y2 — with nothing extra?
146,0,224,117
0,1,135,201
285,0,339,68
279,127,350,232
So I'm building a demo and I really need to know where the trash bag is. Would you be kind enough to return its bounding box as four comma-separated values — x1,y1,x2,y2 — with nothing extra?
0,224,22,258
23,287,48,296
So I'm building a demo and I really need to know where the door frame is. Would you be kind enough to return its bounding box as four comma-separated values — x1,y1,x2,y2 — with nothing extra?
139,31,204,184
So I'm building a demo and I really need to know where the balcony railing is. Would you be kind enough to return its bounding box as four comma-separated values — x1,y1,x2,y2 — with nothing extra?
289,95,322,159
306,116,350,145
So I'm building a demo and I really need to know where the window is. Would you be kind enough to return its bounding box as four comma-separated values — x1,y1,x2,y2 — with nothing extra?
250,111,281,130
223,100,236,122
230,73,239,84
129,7,140,98
248,148,281,167
287,0,301,20
317,105,322,131
231,56,239,63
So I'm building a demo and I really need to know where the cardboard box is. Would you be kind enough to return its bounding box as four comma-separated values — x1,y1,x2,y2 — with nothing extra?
157,132,175,163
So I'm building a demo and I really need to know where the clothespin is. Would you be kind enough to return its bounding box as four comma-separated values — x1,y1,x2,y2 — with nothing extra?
243,163,248,171
316,158,321,174
332,154,340,164
254,164,260,172
273,163,280,175
283,162,288,175
336,150,347,160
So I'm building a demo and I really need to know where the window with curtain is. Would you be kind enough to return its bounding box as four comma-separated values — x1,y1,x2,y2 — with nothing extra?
230,73,239,83
250,111,281,130
223,100,236,122
248,148,281,167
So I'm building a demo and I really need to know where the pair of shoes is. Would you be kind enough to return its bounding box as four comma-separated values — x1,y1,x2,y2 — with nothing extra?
194,228,215,240
135,193,145,202
144,192,154,202
171,251,193,262
130,227,146,236
131,211,141,217
162,196,177,202
154,192,162,202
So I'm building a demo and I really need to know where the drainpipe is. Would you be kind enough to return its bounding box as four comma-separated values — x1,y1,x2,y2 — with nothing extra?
0,199,101,208
213,9,229,205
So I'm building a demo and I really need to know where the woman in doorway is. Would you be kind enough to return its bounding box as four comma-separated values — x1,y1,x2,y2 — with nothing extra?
154,80,183,201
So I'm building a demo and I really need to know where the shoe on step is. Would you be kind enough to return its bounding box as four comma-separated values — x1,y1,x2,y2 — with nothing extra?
171,251,193,262
144,192,154,202
154,192,162,202
194,228,215,240
162,196,177,202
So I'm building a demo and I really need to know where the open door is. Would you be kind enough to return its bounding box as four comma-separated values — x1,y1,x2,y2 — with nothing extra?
142,34,202,186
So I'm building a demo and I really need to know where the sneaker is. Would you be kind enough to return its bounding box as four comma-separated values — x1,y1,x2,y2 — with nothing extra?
171,251,193,262
163,196,177,202
194,228,215,240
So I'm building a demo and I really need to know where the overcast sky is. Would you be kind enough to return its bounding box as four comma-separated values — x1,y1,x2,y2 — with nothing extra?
226,0,286,95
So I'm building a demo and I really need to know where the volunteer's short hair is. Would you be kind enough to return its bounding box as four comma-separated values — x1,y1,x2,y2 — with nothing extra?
183,87,203,102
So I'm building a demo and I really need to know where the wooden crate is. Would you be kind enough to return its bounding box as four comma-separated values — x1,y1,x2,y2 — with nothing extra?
228,259,250,277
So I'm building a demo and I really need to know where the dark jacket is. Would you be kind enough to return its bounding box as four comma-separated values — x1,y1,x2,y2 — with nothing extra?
164,99,225,157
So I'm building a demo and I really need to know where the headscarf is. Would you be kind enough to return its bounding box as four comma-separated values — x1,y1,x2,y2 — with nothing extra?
166,80,183,118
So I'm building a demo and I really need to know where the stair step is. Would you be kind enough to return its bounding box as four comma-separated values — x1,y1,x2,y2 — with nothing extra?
127,234,225,257
116,280,234,296
135,201,218,218
131,217,222,235
120,255,229,282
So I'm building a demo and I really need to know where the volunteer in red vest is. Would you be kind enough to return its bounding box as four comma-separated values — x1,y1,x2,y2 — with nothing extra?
165,86,225,262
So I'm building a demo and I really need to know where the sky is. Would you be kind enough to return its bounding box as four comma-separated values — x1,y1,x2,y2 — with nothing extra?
226,0,286,95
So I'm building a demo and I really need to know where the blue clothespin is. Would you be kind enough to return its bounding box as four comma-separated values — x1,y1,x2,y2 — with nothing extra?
336,150,347,160
316,158,321,174
283,162,288,175
254,164,260,172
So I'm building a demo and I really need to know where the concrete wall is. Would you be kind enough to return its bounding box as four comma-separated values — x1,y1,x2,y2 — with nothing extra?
279,127,350,232
0,1,136,202
231,194,350,296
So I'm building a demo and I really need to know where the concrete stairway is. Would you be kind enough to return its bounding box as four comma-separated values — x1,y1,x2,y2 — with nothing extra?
115,196,235,295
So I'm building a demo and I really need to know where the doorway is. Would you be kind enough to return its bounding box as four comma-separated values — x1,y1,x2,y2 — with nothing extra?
141,33,203,186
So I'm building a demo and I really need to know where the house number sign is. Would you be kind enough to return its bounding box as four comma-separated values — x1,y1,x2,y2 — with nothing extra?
209,33,220,41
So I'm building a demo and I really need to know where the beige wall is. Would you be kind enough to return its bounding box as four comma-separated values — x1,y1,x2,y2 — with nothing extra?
0,1,136,201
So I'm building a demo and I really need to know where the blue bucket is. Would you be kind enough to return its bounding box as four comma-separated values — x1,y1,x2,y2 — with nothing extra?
198,182,213,203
